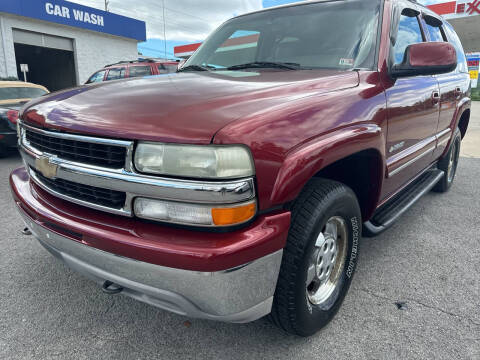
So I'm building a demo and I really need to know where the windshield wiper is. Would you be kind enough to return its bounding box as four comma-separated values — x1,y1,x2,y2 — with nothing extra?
227,61,302,71
177,64,211,72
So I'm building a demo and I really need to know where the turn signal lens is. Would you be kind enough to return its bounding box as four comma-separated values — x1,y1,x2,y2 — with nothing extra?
212,202,256,226
134,197,256,227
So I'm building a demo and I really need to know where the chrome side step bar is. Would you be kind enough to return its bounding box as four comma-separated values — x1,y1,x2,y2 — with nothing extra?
363,169,444,237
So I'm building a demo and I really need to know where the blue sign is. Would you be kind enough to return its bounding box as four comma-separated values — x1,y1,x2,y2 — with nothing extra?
0,0,146,41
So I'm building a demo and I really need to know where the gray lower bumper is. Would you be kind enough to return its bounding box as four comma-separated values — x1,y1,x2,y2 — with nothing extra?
20,211,283,323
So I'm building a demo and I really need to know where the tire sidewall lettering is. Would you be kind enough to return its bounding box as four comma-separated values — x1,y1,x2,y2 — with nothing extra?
346,216,359,279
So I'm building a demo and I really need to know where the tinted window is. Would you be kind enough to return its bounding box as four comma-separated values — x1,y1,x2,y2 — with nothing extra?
186,0,381,70
129,66,152,78
444,23,468,73
0,87,48,100
158,64,178,74
425,23,445,42
106,68,126,80
394,13,424,64
87,70,106,83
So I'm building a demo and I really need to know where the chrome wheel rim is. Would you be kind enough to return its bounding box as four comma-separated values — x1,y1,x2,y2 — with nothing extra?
447,140,459,183
306,216,348,305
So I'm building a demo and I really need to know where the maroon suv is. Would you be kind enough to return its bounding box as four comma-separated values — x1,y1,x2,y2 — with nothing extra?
11,0,470,336
86,59,179,83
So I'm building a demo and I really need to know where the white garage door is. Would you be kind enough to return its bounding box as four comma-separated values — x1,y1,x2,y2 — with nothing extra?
12,29,73,51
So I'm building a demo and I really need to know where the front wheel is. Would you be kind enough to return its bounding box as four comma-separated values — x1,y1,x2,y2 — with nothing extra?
269,179,361,336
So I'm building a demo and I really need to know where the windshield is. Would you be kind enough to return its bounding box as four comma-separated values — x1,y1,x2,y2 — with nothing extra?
0,87,48,100
185,0,381,71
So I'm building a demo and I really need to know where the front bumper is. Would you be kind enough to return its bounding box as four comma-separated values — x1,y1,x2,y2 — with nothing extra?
11,166,290,322
20,209,282,322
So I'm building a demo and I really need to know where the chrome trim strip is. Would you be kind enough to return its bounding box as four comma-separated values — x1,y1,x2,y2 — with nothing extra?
437,137,451,147
436,128,451,139
389,145,435,177
18,123,256,216
21,147,255,205
22,122,133,147
436,128,452,148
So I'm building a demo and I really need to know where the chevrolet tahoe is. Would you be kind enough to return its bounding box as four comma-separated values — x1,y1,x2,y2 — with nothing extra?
10,0,471,336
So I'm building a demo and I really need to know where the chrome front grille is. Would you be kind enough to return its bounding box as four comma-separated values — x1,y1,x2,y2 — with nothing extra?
18,122,256,217
25,128,127,169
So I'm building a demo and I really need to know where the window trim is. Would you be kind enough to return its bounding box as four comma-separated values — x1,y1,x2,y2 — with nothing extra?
421,14,447,42
105,67,127,81
87,70,107,84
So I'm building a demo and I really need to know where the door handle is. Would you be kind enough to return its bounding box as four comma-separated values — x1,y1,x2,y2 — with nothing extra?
432,91,440,105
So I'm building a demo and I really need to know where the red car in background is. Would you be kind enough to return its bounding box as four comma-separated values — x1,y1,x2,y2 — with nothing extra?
86,59,180,84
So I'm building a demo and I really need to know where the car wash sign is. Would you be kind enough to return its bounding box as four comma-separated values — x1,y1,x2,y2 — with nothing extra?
428,1,480,19
0,0,146,41
45,2,105,26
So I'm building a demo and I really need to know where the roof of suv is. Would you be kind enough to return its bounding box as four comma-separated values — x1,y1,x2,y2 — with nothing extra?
104,59,179,69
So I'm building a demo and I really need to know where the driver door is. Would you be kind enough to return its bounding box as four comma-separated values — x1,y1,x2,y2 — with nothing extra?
381,6,440,200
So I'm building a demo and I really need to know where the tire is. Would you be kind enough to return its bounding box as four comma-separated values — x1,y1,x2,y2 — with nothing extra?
433,128,461,193
269,178,361,336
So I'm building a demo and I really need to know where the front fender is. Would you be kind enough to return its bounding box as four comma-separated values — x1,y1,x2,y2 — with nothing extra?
270,124,385,206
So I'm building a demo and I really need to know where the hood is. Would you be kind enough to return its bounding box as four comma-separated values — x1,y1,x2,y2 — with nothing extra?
22,70,359,144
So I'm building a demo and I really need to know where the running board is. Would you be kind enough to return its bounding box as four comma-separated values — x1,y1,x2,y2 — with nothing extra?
363,169,444,237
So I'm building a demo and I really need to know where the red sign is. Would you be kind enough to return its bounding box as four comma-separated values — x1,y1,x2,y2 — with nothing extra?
467,0,480,14
428,1,480,16
468,59,480,67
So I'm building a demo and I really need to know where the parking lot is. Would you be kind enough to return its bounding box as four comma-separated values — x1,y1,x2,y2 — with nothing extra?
0,103,479,360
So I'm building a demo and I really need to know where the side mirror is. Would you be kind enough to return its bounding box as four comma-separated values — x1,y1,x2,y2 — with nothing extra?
391,42,457,78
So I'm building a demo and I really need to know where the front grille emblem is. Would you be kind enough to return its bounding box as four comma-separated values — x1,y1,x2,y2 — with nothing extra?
35,156,58,179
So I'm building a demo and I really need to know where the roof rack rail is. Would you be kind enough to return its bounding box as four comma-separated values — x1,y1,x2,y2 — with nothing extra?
104,58,179,68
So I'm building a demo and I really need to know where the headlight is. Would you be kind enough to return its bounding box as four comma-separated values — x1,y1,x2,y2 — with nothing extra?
134,143,255,179
134,198,256,226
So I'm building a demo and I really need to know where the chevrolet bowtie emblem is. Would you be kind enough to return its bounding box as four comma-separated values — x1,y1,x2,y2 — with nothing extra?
35,156,58,179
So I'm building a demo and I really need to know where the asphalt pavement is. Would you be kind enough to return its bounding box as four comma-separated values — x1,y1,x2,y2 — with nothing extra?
0,104,479,360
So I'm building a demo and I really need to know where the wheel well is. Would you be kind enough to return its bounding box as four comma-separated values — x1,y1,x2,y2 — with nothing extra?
313,149,383,221
458,109,470,139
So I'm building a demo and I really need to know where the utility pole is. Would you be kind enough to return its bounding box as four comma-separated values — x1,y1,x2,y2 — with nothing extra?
104,0,109,12
163,0,167,60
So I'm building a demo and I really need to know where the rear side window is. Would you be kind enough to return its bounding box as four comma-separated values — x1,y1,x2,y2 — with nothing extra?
158,64,178,74
106,68,126,81
0,87,48,100
443,23,468,73
87,70,106,83
393,13,424,64
129,66,152,78
166,65,178,72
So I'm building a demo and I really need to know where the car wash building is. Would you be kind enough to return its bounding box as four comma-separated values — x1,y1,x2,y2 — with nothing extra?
0,0,146,91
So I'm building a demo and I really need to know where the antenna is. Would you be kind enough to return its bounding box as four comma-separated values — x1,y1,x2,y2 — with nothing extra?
105,0,109,12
